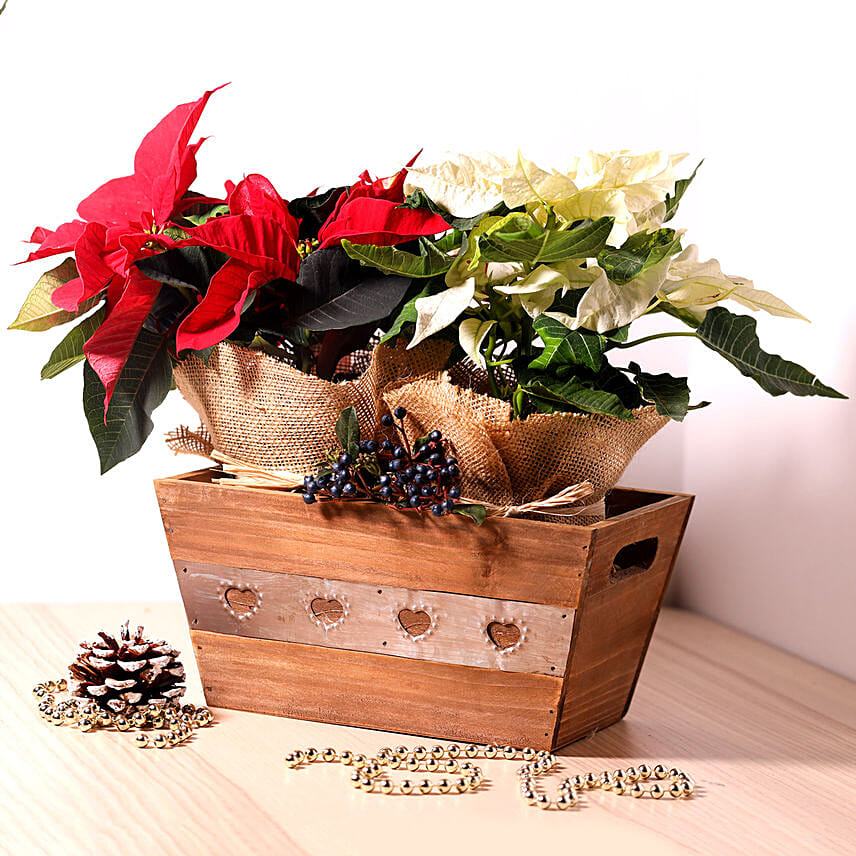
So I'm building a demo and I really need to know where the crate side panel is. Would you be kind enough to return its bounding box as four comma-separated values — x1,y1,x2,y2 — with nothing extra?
156,476,589,606
554,495,693,747
191,630,563,749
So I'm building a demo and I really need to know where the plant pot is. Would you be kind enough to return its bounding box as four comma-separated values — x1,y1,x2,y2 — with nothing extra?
155,469,693,750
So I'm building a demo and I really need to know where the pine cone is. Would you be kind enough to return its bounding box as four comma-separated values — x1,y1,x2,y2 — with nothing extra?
69,621,186,713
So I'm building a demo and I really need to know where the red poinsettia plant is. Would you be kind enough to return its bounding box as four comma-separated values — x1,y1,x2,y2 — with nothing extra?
10,86,450,471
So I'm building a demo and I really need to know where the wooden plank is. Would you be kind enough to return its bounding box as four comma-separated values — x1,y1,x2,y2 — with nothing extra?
553,495,693,747
191,629,564,749
155,471,592,606
176,560,575,676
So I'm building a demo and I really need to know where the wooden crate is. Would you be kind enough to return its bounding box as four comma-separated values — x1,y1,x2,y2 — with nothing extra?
155,470,693,750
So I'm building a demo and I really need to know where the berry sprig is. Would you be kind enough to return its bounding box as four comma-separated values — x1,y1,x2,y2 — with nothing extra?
301,406,478,520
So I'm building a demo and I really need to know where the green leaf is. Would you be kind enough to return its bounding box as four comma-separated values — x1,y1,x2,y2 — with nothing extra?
597,228,682,285
521,375,635,420
341,237,453,278
183,204,229,226
695,307,846,398
83,329,173,473
479,217,613,263
41,306,107,380
380,279,445,344
335,406,360,457
9,258,100,331
627,361,691,421
399,189,507,231
663,161,702,223
453,503,487,526
292,274,412,331
529,315,605,373
136,246,227,294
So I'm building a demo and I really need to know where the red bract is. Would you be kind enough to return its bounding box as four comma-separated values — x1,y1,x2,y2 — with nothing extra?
316,156,449,249
22,86,227,410
176,173,300,353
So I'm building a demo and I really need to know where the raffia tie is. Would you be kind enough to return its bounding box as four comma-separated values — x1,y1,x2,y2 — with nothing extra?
165,427,603,520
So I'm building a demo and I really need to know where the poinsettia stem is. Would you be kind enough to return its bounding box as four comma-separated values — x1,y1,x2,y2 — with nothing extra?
614,331,698,349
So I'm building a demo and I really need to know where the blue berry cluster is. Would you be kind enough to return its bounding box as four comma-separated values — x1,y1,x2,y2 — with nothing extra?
301,406,462,517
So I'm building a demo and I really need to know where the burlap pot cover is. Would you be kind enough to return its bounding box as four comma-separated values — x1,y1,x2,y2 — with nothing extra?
174,341,669,515
172,340,452,475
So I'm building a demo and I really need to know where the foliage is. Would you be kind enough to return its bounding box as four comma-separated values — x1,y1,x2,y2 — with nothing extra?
10,88,845,471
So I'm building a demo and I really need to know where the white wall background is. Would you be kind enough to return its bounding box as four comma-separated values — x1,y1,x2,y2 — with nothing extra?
1,2,853,677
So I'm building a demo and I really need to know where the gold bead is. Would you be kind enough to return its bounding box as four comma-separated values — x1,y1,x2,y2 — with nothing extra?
418,779,432,794
653,764,668,780
443,758,458,773
284,754,297,767
556,795,573,810
379,779,394,795
352,754,366,769
340,750,353,765
624,766,638,782
436,779,452,794
349,771,362,788
321,747,338,763
483,745,497,759
571,775,584,789
612,782,626,796
502,745,516,760
135,733,149,748
412,746,427,760
365,762,382,778
668,767,681,780
447,744,461,758
132,712,147,728
394,745,409,758
630,783,644,798
466,775,480,791
465,744,480,758
359,777,373,792
153,734,168,749
583,773,597,789
598,772,612,789
387,756,401,769
399,779,414,795
522,790,537,805
669,782,683,799
522,747,536,761
425,758,439,772
151,717,164,729
536,794,551,809
99,713,112,728
56,679,67,691
377,747,393,760
637,763,652,779
304,747,318,762
405,757,420,772
453,777,468,794
64,709,78,722
680,780,694,797
612,769,626,782
650,784,665,799
79,718,94,732
116,717,131,732
430,745,445,759
293,750,305,764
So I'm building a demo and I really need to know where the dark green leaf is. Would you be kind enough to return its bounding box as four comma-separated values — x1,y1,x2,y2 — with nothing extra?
695,307,846,398
341,237,453,278
41,306,107,380
136,246,228,294
293,272,411,331
82,329,172,473
521,375,635,419
288,187,347,241
627,361,691,421
664,161,702,223
529,315,605,372
479,217,613,263
335,406,360,457
453,503,487,526
597,228,682,285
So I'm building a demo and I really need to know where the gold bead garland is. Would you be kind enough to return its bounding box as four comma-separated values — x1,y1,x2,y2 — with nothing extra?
32,678,213,748
285,743,694,809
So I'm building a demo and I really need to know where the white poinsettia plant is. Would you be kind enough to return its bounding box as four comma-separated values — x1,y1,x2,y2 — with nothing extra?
344,150,844,420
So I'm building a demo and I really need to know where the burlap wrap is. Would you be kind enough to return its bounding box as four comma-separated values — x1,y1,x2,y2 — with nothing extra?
173,341,668,520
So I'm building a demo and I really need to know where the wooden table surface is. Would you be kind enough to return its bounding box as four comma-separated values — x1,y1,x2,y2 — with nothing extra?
1,603,854,856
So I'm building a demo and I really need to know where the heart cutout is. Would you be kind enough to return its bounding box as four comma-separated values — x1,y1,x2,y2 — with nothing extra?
310,597,344,625
487,621,521,650
398,608,432,638
224,587,259,617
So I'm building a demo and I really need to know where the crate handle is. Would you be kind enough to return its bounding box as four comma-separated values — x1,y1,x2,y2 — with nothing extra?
610,537,659,582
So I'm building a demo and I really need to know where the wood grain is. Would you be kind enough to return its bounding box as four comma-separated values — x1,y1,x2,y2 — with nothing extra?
191,629,563,748
155,471,591,606
175,560,575,676
4,603,856,856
